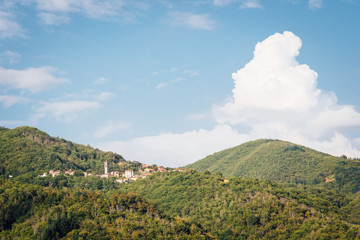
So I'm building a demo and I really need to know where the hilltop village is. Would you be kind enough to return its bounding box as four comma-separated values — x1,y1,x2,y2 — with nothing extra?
38,161,185,183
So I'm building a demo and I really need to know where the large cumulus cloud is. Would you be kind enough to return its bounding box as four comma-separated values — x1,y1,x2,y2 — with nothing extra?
97,31,360,167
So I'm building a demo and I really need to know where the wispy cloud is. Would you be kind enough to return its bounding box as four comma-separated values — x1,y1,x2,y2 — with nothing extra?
31,91,114,122
183,70,199,76
0,10,25,38
187,113,208,121
94,121,131,138
156,77,183,89
35,0,149,24
96,92,115,101
35,0,125,17
0,95,29,108
308,0,323,9
0,66,69,94
32,100,101,122
0,51,21,64
240,0,263,9
213,0,233,6
167,11,215,30
93,77,109,85
38,12,70,25
213,0,263,9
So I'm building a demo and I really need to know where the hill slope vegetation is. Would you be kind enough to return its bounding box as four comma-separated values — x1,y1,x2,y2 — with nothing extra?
0,126,130,181
187,139,360,194
122,171,360,239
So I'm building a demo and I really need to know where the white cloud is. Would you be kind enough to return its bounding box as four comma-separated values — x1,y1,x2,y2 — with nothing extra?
97,31,360,167
97,124,250,167
0,66,69,93
308,0,323,9
33,100,101,122
38,12,70,25
240,0,263,9
0,95,29,108
0,10,25,38
167,11,215,30
214,31,360,156
94,121,131,138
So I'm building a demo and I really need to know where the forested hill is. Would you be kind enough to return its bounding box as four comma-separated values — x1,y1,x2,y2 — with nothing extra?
122,170,360,239
187,139,360,194
0,126,129,180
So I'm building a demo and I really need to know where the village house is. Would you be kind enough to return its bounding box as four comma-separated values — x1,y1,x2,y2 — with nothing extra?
158,166,166,172
143,168,155,173
116,178,129,183
141,173,152,178
49,170,61,177
130,175,140,181
64,169,75,175
110,171,121,177
141,163,150,168
173,168,185,172
124,169,134,178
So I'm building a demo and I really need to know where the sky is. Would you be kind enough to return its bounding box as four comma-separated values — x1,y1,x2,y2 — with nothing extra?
0,0,360,167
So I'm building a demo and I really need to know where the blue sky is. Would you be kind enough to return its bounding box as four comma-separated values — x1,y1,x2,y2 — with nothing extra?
1,0,360,167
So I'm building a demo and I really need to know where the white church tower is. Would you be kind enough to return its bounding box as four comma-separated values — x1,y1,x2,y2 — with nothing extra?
104,161,109,175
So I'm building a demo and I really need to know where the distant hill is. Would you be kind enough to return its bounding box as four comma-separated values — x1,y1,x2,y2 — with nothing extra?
187,139,360,194
0,126,131,180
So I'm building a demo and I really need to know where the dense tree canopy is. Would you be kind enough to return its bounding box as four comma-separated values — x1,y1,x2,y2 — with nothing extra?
187,139,360,194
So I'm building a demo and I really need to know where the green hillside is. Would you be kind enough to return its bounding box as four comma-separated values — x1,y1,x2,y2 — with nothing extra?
187,139,360,194
0,126,132,180
0,179,208,239
121,170,360,239
0,127,360,239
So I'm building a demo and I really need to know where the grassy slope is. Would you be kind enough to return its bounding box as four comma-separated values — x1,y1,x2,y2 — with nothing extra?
187,139,360,193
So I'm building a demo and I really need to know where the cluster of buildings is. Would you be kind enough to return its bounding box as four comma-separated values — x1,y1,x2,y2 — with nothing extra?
38,169,78,177
101,162,172,183
38,161,184,183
